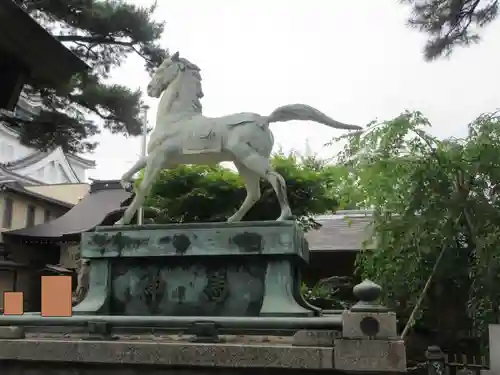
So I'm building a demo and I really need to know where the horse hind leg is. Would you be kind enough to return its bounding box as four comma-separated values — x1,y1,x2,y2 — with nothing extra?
227,162,261,222
265,170,293,220
260,170,293,221
232,146,293,221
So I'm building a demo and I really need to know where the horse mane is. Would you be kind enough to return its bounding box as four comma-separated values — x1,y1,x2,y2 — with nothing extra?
177,57,204,105
179,57,200,72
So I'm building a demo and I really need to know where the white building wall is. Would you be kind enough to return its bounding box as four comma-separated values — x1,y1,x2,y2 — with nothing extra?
25,161,64,184
69,163,86,182
0,131,33,163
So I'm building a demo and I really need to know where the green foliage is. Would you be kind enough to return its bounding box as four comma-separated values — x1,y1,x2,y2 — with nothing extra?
401,0,498,61
301,276,355,310
9,0,167,153
142,152,341,231
335,110,500,344
301,282,332,300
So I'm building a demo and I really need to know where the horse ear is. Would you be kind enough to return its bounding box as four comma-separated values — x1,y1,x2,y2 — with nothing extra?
172,51,180,61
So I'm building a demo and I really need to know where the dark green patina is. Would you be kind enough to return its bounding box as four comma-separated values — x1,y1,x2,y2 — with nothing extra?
75,220,315,317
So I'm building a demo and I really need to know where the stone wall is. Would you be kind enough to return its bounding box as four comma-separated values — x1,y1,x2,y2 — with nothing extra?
0,361,348,375
0,324,405,374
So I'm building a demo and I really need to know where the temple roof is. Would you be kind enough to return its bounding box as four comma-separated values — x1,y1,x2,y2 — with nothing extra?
0,165,44,186
0,122,95,169
4,180,131,241
0,121,95,184
2,148,95,169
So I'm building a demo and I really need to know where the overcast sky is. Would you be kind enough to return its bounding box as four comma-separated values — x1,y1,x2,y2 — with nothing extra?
88,0,500,180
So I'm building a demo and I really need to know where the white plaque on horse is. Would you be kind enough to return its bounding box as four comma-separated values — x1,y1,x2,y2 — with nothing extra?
182,129,222,154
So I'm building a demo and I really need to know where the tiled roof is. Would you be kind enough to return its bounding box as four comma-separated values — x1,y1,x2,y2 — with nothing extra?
305,211,375,251
2,150,49,168
0,120,95,170
0,165,46,185
2,148,95,169
4,180,131,239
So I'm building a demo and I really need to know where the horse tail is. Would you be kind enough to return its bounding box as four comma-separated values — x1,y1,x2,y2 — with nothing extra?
266,104,362,131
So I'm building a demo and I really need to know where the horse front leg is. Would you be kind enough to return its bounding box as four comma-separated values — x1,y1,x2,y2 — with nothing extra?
120,156,148,192
115,154,164,226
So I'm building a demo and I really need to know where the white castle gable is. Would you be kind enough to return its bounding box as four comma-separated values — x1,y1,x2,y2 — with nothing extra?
0,92,95,185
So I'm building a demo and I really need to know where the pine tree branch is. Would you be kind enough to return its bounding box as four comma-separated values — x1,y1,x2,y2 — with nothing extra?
131,46,154,65
57,35,154,65
56,34,134,47
67,94,114,122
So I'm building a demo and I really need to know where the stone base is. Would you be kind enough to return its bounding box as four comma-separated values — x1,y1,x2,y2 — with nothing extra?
74,221,314,317
334,339,406,372
0,336,333,370
293,329,339,346
0,334,406,373
0,326,24,339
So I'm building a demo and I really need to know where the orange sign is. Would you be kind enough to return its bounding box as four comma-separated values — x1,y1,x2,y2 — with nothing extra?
3,291,23,315
41,275,72,317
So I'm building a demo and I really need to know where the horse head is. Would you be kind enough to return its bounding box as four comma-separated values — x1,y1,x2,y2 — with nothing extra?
147,51,202,98
147,51,182,98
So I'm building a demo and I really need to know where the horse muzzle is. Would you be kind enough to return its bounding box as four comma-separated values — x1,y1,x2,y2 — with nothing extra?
147,86,162,98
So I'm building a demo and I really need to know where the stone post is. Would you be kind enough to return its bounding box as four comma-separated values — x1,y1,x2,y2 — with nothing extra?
426,345,446,375
334,279,406,372
481,324,500,375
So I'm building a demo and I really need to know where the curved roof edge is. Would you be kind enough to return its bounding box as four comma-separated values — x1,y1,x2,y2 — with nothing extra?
1,146,95,170
4,180,131,240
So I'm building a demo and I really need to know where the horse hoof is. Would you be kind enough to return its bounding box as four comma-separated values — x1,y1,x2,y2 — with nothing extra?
121,182,133,193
